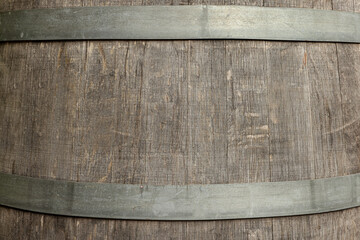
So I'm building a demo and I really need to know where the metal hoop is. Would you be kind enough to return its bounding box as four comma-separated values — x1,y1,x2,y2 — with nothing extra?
1,6,360,42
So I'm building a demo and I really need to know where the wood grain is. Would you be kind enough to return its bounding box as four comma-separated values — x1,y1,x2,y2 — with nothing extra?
0,0,359,239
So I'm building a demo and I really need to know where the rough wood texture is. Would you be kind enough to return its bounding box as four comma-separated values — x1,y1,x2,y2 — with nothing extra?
0,0,359,239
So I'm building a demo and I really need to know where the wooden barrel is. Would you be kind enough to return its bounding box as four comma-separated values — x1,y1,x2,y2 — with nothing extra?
1,0,359,239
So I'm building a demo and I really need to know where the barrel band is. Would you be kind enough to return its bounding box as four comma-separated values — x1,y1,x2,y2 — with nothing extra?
0,172,359,220
1,6,360,43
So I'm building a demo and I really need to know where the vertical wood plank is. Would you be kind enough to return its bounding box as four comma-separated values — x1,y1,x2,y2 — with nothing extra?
265,41,315,181
332,0,360,175
225,40,270,183
306,43,347,178
186,40,228,184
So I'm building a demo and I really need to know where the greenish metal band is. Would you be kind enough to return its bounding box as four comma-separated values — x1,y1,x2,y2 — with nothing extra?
0,6,360,42
0,172,359,220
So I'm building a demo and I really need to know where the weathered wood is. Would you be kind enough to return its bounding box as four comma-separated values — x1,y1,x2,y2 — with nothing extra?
0,0,359,239
333,0,360,176
265,0,359,239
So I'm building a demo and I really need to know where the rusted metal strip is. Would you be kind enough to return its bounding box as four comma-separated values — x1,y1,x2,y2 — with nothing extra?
1,6,360,42
0,172,359,220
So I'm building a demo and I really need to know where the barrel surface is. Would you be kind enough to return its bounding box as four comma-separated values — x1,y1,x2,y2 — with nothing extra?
0,0,360,239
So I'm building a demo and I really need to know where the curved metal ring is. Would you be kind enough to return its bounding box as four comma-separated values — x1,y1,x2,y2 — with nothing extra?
0,172,359,220
1,6,360,43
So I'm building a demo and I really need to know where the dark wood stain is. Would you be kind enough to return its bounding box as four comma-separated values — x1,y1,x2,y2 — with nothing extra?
0,0,359,239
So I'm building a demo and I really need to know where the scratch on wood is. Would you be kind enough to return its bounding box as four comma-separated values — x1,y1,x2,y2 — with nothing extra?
303,51,307,66
323,117,360,135
112,130,131,137
226,69,232,80
98,43,107,71
98,160,112,183
258,125,269,131
245,113,260,117
40,216,44,228
108,161,112,172
269,110,278,124
246,134,268,139
56,45,64,70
